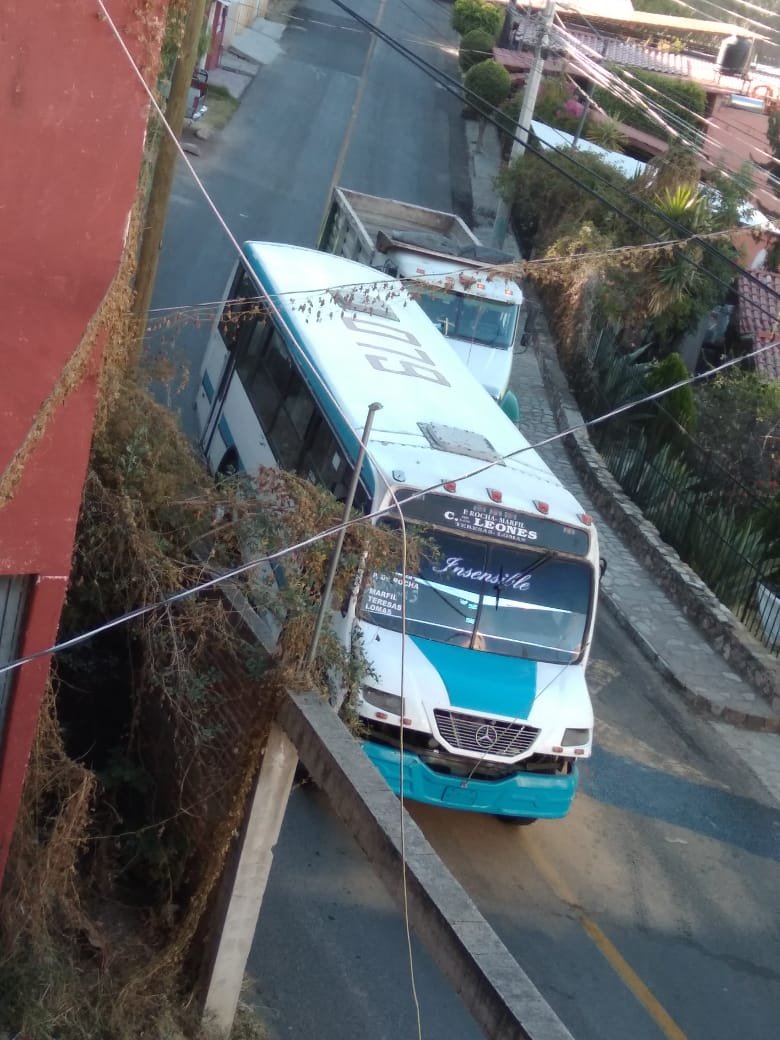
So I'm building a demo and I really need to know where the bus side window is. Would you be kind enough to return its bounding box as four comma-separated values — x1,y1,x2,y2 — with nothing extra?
304,418,344,490
236,318,278,426
268,374,316,471
219,265,259,351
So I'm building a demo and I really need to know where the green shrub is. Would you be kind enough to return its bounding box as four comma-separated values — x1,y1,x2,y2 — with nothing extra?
585,116,626,152
592,69,706,143
452,0,503,39
533,77,579,132
459,28,496,72
464,58,511,118
646,352,697,434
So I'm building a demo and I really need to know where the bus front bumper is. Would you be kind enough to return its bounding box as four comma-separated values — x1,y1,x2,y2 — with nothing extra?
362,742,579,819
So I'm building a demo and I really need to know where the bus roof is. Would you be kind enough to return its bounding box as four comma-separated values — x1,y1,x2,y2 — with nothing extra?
243,242,592,533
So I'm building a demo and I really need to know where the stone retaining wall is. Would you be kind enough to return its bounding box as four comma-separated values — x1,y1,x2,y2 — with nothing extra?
531,307,780,712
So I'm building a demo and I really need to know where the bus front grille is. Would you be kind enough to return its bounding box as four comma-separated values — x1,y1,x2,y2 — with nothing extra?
433,710,540,757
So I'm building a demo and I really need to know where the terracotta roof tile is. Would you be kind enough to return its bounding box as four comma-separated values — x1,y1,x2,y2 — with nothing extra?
738,272,780,380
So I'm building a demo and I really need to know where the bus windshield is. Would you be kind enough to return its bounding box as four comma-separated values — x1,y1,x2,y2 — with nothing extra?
360,528,592,664
415,291,517,350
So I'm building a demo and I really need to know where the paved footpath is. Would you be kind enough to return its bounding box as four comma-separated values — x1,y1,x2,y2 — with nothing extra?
466,123,780,806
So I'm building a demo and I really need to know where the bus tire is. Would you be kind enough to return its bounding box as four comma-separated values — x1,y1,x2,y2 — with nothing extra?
216,447,239,478
497,815,537,825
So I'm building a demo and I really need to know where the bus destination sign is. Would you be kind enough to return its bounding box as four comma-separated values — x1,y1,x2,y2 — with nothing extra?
400,493,590,556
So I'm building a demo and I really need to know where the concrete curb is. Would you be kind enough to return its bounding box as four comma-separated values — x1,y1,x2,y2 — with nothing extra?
279,691,577,1040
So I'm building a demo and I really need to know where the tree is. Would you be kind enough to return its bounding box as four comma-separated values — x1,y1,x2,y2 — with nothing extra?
452,0,504,39
695,370,780,492
464,58,511,147
459,28,496,72
645,352,697,449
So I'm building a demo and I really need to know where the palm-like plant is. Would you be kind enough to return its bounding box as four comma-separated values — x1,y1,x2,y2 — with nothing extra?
638,183,718,342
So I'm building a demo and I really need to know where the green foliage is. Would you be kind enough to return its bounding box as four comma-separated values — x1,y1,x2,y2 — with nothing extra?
690,507,780,611
452,0,503,38
463,58,512,117
532,77,579,132
591,338,652,411
604,435,777,615
646,352,697,441
695,370,780,491
498,146,631,254
592,69,706,143
585,116,626,152
459,28,496,72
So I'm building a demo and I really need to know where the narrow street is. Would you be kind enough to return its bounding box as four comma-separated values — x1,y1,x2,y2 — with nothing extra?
149,2,780,1037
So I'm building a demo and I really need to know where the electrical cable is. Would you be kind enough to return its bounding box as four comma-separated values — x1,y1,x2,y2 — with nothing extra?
34,3,779,689
4,322,780,682
328,0,780,334
139,223,744,342
558,24,773,173
56,7,773,1030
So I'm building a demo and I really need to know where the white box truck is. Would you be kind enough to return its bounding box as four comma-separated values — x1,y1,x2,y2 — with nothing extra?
318,187,526,405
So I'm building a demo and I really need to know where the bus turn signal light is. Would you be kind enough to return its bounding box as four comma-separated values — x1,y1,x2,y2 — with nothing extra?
487,488,502,503
534,500,549,514
443,481,457,493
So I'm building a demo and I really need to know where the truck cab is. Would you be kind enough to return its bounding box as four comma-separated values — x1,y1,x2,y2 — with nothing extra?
382,248,522,402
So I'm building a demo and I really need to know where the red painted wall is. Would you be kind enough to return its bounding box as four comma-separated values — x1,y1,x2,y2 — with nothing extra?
0,0,168,886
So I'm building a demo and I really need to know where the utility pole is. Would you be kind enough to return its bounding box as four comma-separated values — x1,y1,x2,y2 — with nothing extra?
305,402,382,674
132,0,209,337
492,0,557,249
572,81,595,148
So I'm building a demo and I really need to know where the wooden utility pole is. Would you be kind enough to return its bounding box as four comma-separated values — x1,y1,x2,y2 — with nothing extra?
132,0,210,335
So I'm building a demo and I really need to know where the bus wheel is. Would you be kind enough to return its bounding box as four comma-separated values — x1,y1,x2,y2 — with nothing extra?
217,447,239,478
497,815,537,826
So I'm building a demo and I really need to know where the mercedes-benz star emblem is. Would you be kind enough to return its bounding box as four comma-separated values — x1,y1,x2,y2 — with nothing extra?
475,724,499,749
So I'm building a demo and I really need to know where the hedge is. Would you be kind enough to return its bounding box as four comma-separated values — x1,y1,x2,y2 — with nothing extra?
459,28,496,72
464,59,512,116
452,0,504,40
593,69,707,143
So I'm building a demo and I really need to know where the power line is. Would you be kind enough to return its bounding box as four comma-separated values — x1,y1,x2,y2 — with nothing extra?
139,224,745,333
4,325,779,682
7,0,773,686
329,0,780,330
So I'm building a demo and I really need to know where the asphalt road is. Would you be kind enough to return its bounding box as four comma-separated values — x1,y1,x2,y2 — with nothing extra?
148,0,469,434
248,615,780,1040
148,2,780,1037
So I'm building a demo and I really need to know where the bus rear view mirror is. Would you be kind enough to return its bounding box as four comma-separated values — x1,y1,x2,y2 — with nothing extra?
600,557,608,578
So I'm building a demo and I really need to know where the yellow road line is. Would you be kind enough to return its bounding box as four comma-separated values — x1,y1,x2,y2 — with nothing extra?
327,0,388,198
527,841,688,1040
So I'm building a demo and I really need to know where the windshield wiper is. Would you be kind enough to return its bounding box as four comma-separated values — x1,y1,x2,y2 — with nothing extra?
493,566,504,611
474,552,555,648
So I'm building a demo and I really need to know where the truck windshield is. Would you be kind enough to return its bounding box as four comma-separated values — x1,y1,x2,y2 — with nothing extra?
415,290,517,350
359,528,592,664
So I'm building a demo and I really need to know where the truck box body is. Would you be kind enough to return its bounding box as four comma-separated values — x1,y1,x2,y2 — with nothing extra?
319,188,524,401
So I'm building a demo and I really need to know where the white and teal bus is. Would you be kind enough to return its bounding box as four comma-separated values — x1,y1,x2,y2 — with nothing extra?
195,243,601,822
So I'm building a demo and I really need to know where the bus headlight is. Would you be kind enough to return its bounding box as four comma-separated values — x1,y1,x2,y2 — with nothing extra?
561,728,590,747
362,687,403,715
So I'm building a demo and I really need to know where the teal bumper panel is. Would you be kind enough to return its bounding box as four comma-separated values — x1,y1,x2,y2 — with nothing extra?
362,741,578,819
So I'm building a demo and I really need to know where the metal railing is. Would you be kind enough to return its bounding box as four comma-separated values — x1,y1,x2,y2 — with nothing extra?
585,330,780,654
